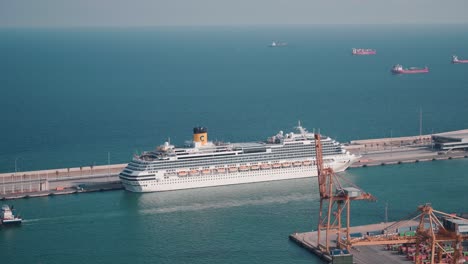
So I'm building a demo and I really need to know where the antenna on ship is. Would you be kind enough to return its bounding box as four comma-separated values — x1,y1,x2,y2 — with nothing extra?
296,120,307,139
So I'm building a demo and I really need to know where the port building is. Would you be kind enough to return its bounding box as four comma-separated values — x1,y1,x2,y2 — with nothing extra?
432,129,468,151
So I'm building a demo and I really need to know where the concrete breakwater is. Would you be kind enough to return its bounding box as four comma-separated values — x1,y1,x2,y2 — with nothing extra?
0,164,126,199
1,129,467,200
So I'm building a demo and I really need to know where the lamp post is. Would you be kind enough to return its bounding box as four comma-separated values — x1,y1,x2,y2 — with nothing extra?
14,156,22,193
107,152,111,182
390,130,393,156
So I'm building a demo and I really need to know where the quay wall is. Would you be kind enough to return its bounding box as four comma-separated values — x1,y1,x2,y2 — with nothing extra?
1,129,467,199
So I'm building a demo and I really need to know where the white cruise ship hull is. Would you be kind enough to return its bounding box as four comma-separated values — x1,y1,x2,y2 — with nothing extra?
121,159,354,193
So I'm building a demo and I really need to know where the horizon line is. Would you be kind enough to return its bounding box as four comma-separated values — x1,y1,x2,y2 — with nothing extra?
1,22,468,29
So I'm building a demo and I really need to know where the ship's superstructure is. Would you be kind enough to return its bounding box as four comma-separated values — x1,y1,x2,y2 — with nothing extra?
119,124,358,192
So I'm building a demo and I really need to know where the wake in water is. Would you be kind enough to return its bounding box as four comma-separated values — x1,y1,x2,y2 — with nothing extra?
20,211,125,225
141,192,318,215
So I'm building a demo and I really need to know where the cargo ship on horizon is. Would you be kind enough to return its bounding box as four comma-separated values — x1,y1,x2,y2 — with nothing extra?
119,124,357,192
452,55,468,64
352,48,376,55
269,41,287,47
391,64,429,74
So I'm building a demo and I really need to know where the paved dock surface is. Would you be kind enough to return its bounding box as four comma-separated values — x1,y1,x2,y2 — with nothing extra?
351,245,409,264
290,221,419,264
0,164,124,199
348,146,467,168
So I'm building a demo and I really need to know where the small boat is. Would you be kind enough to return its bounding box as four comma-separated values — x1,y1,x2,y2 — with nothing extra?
282,162,292,168
352,48,376,55
202,169,211,175
177,171,188,177
391,64,429,74
228,167,238,173
269,41,287,47
260,164,271,170
1,205,22,225
189,170,199,176
216,168,226,174
250,165,260,170
239,166,249,172
272,163,281,169
452,55,468,64
293,161,302,167
303,160,312,166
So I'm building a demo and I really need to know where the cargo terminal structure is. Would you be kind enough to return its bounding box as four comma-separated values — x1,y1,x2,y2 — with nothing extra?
432,130,468,151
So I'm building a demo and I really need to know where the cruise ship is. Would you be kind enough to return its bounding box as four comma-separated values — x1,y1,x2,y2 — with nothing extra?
119,124,358,192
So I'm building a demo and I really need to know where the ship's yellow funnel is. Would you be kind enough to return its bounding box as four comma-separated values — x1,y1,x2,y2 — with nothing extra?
193,127,208,145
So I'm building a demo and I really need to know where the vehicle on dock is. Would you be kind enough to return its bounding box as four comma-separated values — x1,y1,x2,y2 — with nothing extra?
1,204,22,225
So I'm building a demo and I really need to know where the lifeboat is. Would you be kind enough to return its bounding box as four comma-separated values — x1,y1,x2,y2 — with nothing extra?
177,171,188,177
202,169,211,175
217,168,226,173
239,166,249,172
260,164,271,170
303,160,312,166
228,167,238,173
250,165,260,170
189,170,199,176
272,163,281,169
282,162,291,168
293,161,302,167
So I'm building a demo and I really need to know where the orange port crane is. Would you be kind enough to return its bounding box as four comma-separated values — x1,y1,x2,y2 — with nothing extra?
314,134,468,264
348,204,468,264
314,133,376,252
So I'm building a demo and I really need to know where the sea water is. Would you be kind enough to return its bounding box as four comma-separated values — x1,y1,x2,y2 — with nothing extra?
1,25,467,172
1,159,467,264
1,25,467,263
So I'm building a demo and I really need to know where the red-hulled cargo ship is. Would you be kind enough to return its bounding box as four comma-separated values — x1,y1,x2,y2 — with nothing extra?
391,64,429,74
352,48,376,55
452,55,468,64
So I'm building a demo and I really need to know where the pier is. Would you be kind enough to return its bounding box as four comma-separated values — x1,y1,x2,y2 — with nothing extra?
290,221,420,264
1,129,467,200
0,164,124,199
345,129,468,168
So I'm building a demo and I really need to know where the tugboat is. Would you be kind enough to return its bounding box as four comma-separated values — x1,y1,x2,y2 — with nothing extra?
391,64,429,74
452,55,468,64
1,205,22,225
352,48,376,55
269,41,287,47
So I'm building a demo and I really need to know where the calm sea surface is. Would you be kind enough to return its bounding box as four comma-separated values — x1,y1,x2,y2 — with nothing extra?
1,25,467,263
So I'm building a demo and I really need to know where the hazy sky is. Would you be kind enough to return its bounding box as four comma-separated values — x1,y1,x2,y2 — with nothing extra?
1,0,468,27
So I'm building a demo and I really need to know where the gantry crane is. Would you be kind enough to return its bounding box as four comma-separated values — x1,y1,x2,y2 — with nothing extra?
314,133,376,252
314,133,468,263
349,204,468,264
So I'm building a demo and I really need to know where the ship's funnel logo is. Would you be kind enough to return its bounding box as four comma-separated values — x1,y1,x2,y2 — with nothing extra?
193,127,208,145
